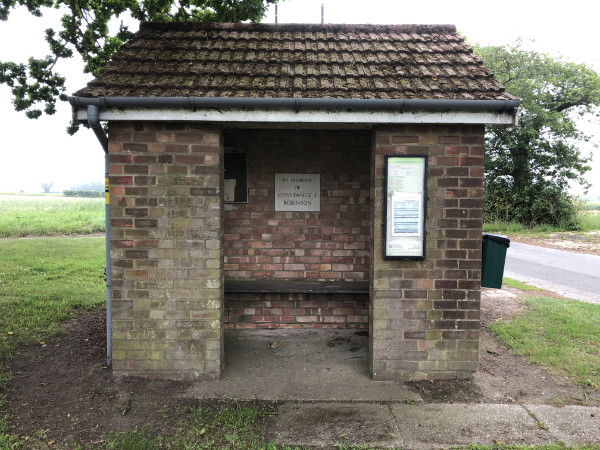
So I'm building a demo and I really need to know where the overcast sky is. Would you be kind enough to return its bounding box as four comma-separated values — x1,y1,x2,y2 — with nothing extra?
1,0,598,198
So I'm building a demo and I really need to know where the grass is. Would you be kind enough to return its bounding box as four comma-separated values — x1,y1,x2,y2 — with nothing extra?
489,295,600,388
103,402,281,449
483,221,564,236
0,236,106,362
484,209,600,236
502,277,542,291
0,236,105,447
577,210,600,231
0,192,64,197
580,201,600,211
457,445,600,449
0,195,105,237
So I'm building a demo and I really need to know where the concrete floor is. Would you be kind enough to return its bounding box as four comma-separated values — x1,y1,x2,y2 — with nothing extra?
184,328,418,401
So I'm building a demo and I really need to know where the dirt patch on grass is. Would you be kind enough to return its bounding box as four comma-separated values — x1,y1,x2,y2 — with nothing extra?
2,291,599,447
410,290,599,406
511,231,600,256
2,310,192,446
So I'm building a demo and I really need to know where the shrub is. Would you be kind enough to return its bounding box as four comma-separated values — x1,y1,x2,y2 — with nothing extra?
484,180,579,230
63,190,104,198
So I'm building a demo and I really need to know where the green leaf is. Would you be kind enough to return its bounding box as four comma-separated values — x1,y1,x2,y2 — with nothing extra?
0,0,277,126
475,40,599,227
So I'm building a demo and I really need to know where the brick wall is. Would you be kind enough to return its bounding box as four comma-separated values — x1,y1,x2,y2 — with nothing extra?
106,122,484,381
370,124,484,381
225,293,368,329
223,129,371,281
108,122,224,380
223,129,371,327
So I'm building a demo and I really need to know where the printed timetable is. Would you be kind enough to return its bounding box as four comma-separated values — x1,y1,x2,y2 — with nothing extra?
384,156,427,259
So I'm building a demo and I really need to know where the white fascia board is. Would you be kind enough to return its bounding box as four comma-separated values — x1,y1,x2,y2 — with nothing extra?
74,107,516,126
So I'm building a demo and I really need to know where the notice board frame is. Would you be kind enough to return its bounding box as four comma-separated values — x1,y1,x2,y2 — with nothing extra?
383,155,428,260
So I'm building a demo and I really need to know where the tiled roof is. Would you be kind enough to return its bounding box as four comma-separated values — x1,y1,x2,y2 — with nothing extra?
74,22,516,101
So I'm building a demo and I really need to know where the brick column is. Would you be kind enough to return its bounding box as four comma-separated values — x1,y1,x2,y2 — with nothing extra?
370,125,484,381
108,122,224,380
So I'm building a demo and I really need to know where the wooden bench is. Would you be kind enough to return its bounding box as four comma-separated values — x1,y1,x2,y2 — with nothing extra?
224,279,369,294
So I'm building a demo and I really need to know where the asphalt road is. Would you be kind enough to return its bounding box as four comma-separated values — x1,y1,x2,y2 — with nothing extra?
504,242,600,304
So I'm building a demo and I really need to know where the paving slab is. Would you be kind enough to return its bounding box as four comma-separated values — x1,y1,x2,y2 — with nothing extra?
528,405,600,445
391,403,552,449
184,329,419,401
179,328,600,448
271,402,400,448
482,287,517,299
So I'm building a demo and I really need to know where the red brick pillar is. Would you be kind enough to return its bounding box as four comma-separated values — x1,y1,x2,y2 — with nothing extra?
370,125,483,381
108,122,224,380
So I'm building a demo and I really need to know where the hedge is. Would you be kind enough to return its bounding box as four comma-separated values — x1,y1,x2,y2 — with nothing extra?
63,190,104,198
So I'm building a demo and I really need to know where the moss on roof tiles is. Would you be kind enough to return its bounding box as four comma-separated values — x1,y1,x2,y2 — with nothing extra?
73,22,516,101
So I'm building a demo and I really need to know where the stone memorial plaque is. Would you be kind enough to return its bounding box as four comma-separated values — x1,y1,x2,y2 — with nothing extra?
275,173,320,211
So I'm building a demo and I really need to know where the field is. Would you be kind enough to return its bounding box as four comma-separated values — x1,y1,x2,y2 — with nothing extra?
581,201,600,211
0,195,104,237
578,207,600,231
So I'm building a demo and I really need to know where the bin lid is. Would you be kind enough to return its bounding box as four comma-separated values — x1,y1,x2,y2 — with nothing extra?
482,233,511,247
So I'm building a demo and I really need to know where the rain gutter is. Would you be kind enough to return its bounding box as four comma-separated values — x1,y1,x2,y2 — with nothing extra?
69,96,520,115
87,105,112,366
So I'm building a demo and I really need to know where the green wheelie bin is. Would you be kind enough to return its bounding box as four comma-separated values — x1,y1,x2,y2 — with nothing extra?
481,233,511,289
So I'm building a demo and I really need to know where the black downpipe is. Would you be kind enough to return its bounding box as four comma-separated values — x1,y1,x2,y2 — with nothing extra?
87,105,112,366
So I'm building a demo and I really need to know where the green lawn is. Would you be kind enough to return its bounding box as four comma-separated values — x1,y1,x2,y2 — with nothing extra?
490,295,600,389
0,236,106,362
0,236,106,447
502,277,543,291
486,215,600,390
104,402,280,449
483,209,600,236
0,195,105,237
